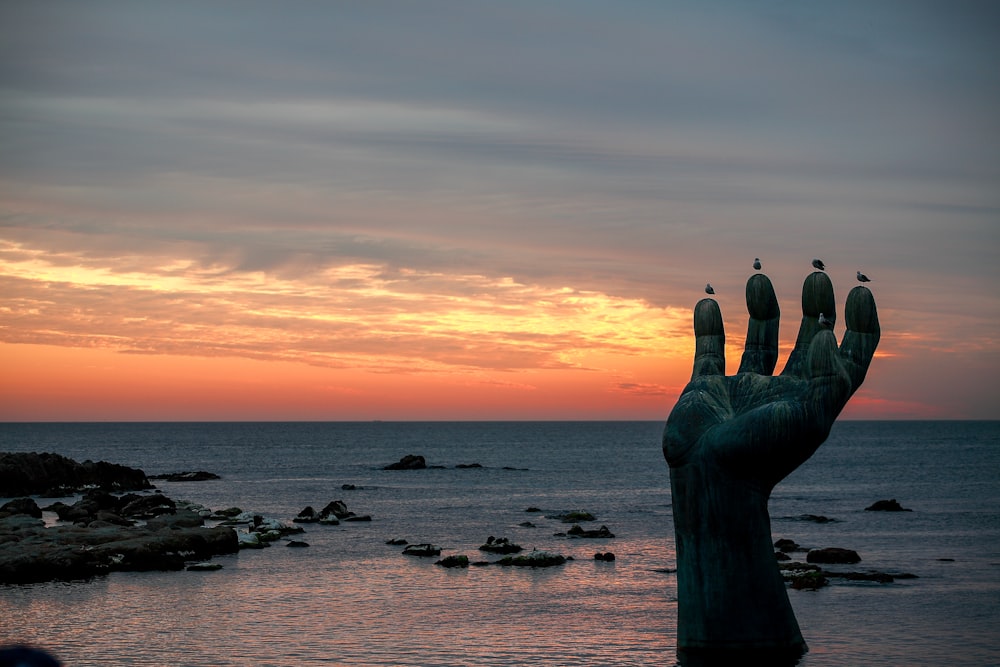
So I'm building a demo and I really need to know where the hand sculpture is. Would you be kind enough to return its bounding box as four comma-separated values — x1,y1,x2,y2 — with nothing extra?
663,271,879,658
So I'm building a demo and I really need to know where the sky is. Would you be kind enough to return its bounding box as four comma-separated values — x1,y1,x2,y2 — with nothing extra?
1,1,998,421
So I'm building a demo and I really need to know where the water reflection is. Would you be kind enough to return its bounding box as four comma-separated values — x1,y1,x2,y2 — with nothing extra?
676,646,805,667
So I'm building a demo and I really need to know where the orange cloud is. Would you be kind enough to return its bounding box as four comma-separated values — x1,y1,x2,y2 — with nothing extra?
0,237,697,419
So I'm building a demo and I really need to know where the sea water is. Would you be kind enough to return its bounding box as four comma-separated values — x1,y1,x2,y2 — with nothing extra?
1,421,998,666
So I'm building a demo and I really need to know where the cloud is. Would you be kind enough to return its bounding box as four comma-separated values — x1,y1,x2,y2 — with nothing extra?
1,1,998,417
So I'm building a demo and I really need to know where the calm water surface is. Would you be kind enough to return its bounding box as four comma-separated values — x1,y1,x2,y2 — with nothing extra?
1,421,998,666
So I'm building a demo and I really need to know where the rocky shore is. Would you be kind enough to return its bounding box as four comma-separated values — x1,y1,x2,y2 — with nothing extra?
0,453,236,584
0,458,240,585
0,452,374,585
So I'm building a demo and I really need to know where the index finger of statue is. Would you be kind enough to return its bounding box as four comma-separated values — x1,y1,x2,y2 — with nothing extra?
839,286,880,394
692,297,725,378
738,273,780,375
781,271,836,378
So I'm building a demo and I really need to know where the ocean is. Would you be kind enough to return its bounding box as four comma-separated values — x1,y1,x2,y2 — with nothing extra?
1,421,998,666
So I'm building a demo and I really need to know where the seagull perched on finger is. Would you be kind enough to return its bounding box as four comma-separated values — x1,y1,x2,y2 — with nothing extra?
857,271,871,283
753,258,761,271
812,258,826,271
818,312,834,329
705,283,715,295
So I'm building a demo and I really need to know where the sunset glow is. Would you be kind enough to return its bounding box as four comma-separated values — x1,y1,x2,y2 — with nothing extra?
1,3,997,420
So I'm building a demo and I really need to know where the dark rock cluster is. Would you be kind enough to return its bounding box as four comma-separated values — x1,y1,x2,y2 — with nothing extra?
774,538,916,590
293,500,370,525
478,536,523,554
865,498,912,512
383,454,426,470
147,471,221,482
0,452,151,497
0,510,237,584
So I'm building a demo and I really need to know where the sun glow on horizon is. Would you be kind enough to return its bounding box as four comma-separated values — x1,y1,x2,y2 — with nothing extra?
0,239,698,420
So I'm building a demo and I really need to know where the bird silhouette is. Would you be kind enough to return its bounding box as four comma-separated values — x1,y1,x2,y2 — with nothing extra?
812,258,826,271
857,271,871,283
705,283,715,295
753,258,761,271
818,312,834,329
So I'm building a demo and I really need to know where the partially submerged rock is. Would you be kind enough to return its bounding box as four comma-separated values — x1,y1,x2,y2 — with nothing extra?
550,511,596,523
807,547,861,565
779,560,915,587
435,554,469,568
496,550,567,567
865,499,912,512
402,543,440,557
565,524,614,539
293,500,368,525
148,471,221,482
186,562,223,571
384,454,426,470
774,538,803,553
478,536,523,554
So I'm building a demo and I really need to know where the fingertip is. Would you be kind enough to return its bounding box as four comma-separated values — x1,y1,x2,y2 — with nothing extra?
846,286,880,334
694,298,724,337
802,271,835,320
746,274,779,320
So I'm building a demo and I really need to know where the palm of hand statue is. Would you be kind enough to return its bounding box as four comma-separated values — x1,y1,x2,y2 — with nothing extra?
663,271,879,659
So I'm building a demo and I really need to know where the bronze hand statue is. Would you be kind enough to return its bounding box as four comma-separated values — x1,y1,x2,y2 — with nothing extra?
663,271,879,658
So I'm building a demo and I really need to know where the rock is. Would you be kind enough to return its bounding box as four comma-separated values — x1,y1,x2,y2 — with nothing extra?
455,463,483,469
94,510,134,527
0,498,42,519
148,471,221,482
385,538,408,545
319,500,350,520
566,524,614,539
186,562,223,571
774,538,802,553
798,514,837,523
789,570,828,590
211,507,244,518
118,494,177,519
496,550,567,567
45,490,179,526
402,543,440,557
524,507,541,513
237,532,268,549
478,536,523,554
343,514,371,522
435,555,469,568
0,646,60,667
827,570,894,583
865,499,912,512
0,452,151,496
293,506,320,523
551,511,596,523
144,509,204,530
384,454,426,470
341,484,358,490
807,547,862,564
594,552,616,561
519,521,536,528
286,540,310,548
